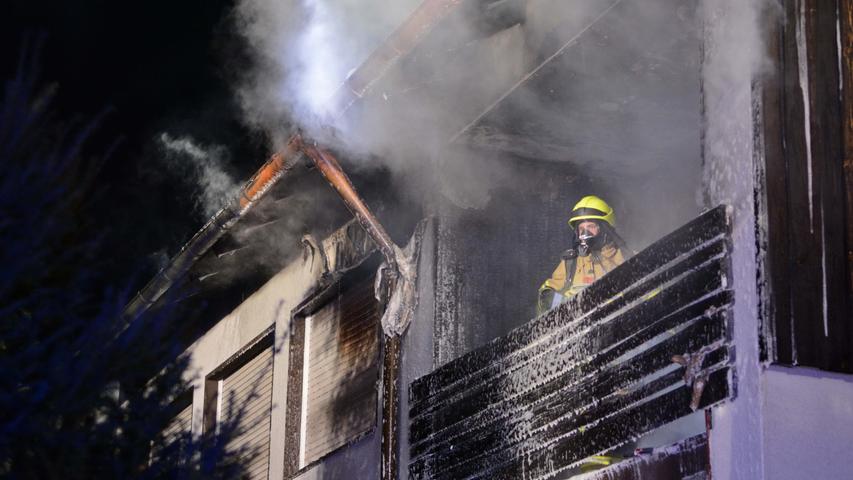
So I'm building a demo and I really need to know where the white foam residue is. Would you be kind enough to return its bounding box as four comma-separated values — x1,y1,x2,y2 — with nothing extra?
701,0,769,477
837,7,843,93
796,0,815,232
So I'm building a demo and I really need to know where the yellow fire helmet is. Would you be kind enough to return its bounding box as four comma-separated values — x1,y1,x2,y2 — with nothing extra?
568,195,615,228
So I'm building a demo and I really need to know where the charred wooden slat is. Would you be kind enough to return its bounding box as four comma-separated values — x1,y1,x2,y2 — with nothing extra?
411,285,730,451
410,315,728,472
804,0,853,372
414,366,727,480
411,239,728,420
413,340,728,478
411,318,728,459
409,206,735,480
410,292,731,456
784,0,830,369
758,5,792,364
411,206,728,401
415,235,728,407
801,0,852,372
382,335,402,480
465,367,730,480
427,364,709,480
410,251,728,428
546,433,710,480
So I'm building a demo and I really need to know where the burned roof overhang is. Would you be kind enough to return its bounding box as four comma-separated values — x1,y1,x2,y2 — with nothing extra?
139,158,422,339
124,0,475,322
128,0,697,324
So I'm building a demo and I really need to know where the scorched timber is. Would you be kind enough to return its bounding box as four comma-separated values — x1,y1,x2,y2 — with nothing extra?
408,206,735,480
410,206,730,401
409,238,730,422
409,306,730,459
410,257,730,438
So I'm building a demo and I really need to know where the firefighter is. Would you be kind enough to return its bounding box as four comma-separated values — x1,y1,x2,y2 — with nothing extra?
537,195,631,315
537,196,635,474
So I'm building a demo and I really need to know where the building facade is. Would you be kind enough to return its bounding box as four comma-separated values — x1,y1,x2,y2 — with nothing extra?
131,0,853,478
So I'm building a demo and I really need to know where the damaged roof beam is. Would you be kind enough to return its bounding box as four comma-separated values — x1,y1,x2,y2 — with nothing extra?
299,140,400,270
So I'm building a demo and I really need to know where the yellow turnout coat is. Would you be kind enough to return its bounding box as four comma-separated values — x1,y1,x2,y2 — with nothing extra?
537,243,626,313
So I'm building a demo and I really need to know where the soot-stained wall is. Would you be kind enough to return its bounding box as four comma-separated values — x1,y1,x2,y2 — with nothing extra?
433,158,611,362
430,0,705,363
431,153,704,364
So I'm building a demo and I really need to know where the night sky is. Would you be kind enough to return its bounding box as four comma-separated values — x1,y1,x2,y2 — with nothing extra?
3,0,267,288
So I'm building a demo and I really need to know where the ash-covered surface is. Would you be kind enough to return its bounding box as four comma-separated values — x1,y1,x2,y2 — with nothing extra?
409,206,735,479
571,434,709,480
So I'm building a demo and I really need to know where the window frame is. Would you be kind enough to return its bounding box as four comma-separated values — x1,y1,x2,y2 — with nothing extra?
283,254,383,477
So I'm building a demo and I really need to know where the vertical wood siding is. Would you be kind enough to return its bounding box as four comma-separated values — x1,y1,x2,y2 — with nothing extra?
761,0,852,371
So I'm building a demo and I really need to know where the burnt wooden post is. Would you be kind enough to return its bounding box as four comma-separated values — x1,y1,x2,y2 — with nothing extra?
760,0,852,371
841,0,853,303
382,335,402,480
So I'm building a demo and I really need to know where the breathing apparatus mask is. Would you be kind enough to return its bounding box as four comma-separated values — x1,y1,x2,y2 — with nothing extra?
576,220,608,256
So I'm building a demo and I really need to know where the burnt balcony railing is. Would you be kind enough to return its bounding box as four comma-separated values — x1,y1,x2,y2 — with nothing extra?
409,206,735,479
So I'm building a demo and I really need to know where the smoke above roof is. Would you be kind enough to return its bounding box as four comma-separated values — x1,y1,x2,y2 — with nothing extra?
227,0,773,247
231,0,421,139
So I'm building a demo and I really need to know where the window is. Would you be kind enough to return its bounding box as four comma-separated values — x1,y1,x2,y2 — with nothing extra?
284,267,381,474
204,329,275,480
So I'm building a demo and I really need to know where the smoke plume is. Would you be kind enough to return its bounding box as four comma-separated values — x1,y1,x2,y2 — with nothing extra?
228,0,773,247
159,133,241,219
232,0,421,141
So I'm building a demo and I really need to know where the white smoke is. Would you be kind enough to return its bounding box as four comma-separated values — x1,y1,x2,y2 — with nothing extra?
159,133,241,218
232,0,420,142
228,0,775,242
230,0,529,210
703,0,778,207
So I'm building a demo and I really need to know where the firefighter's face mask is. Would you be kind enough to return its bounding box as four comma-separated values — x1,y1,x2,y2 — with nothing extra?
577,220,605,253
577,221,600,240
